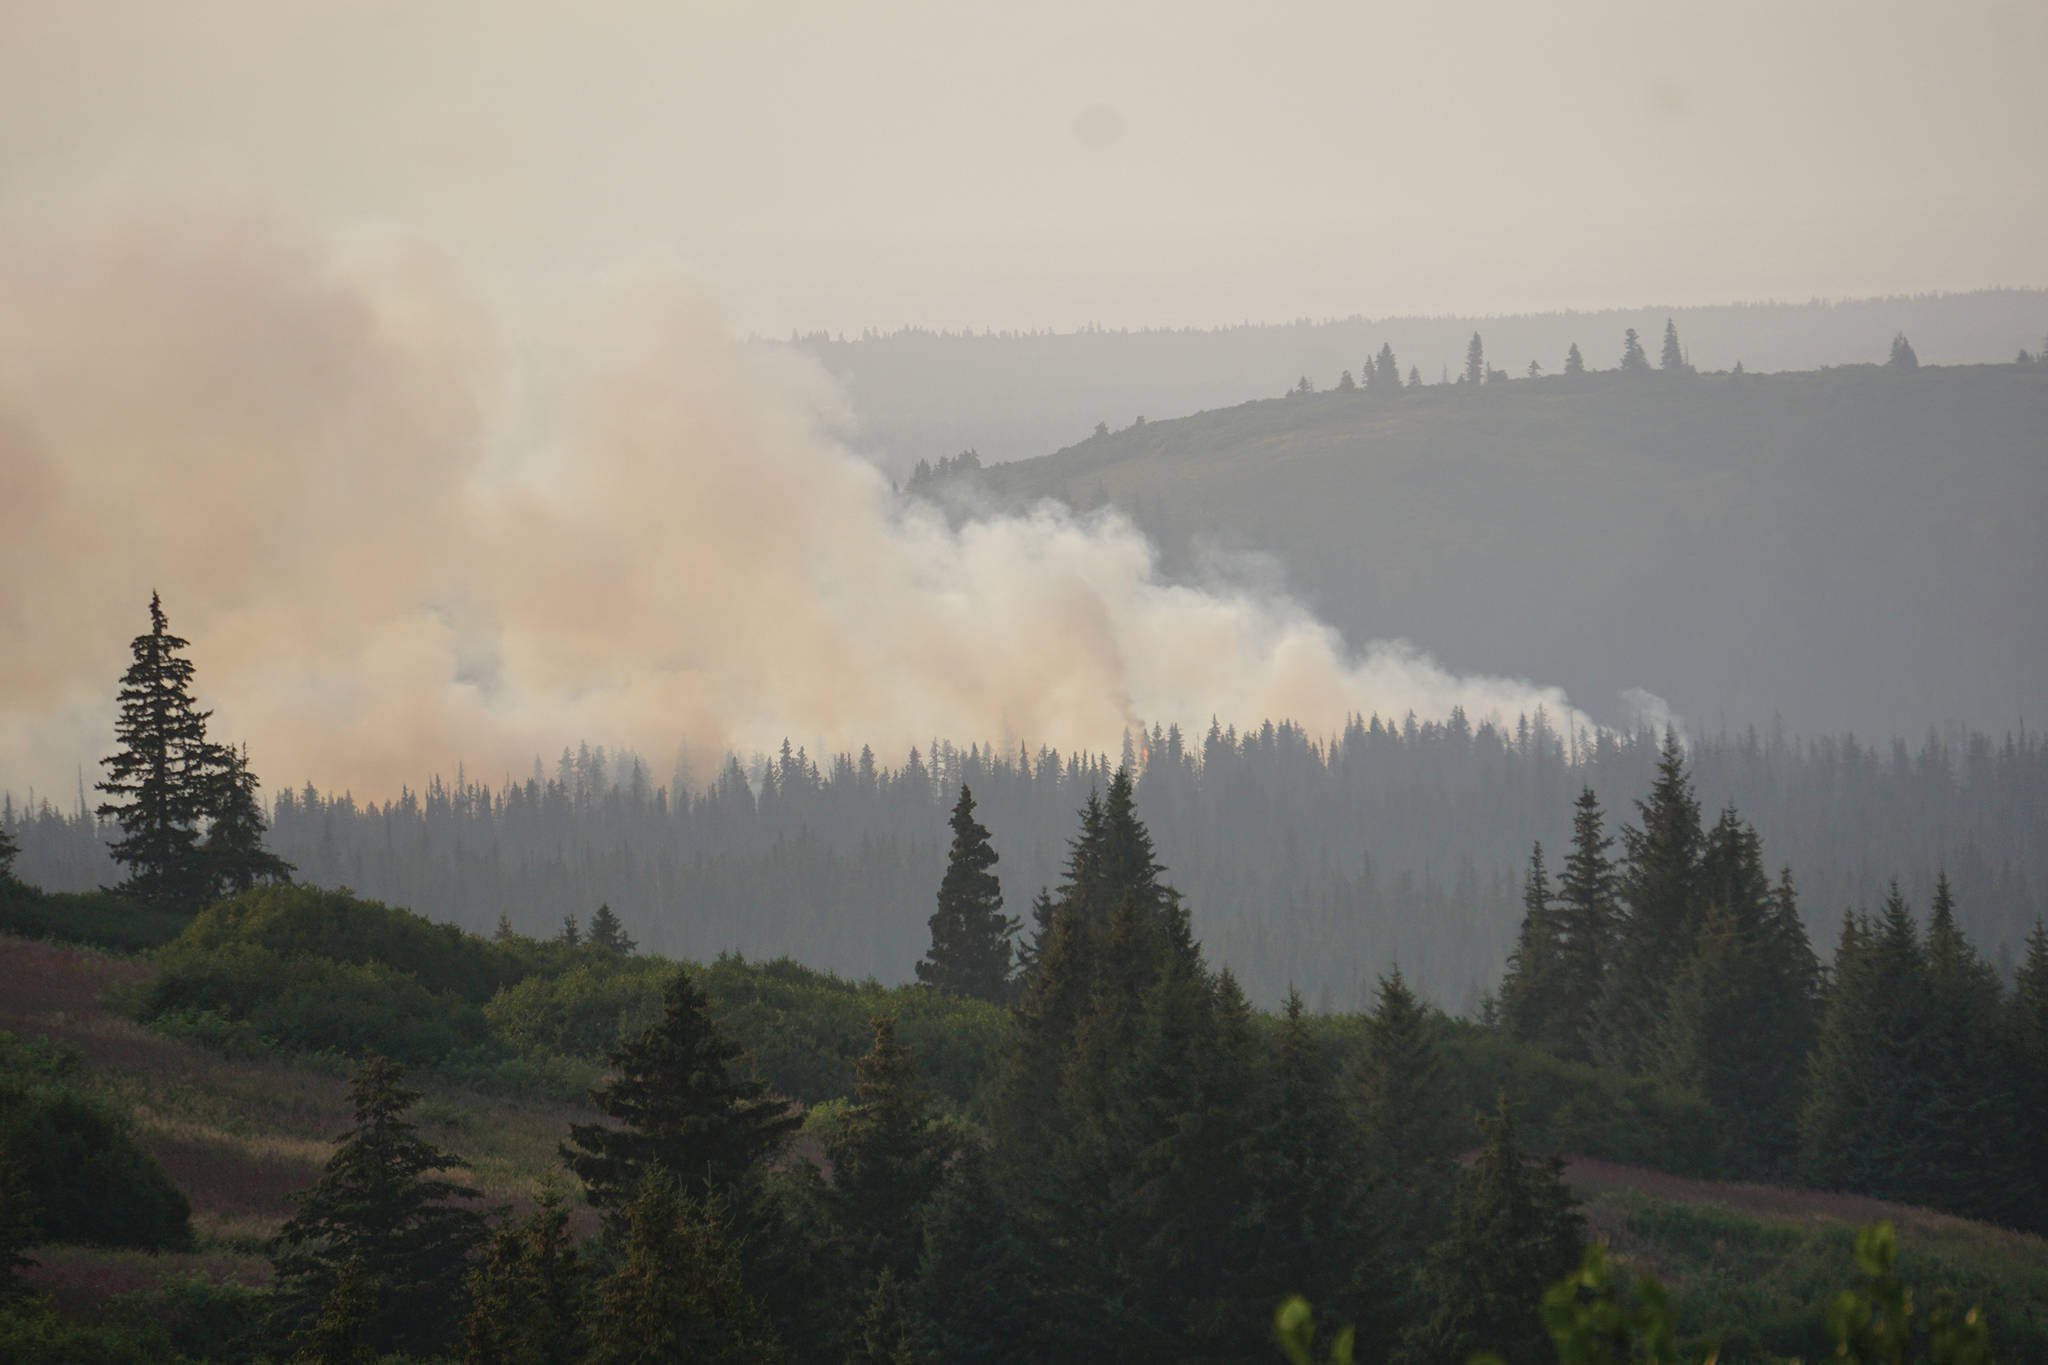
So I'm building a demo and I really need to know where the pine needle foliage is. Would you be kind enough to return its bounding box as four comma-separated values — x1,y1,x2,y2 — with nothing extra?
270,1054,486,1358
916,784,1017,1001
562,968,801,1209
1400,1097,1585,1365
460,1187,585,1365
587,1172,785,1365
96,592,214,911
824,1015,956,1285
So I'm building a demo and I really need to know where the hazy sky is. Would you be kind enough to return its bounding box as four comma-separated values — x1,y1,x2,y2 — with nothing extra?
4,1,2042,335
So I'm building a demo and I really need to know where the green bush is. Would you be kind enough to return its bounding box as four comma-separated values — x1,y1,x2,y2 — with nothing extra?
0,880,188,953
0,1300,200,1365
1438,1026,1723,1176
480,951,1011,1109
695,954,1010,1110
172,885,527,1005
134,940,487,1067
0,1085,192,1251
483,958,670,1058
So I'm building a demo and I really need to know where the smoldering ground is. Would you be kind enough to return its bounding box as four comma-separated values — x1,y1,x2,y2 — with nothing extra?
0,199,1594,799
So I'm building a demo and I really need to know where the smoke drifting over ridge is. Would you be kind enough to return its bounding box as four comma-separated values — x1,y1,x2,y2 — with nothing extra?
0,200,1596,800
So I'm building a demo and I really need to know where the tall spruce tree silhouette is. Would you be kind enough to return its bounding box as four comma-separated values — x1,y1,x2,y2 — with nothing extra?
1660,317,1688,372
96,592,214,911
1619,327,1651,374
916,785,1017,1001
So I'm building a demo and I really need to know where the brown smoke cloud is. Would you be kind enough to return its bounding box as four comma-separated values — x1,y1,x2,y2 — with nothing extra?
0,198,1591,800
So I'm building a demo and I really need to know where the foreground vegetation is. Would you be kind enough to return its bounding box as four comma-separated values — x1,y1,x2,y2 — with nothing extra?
5,856,2047,1358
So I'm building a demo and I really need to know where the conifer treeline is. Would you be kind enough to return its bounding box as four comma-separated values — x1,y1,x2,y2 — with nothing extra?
1498,736,2048,1224
8,712,2044,1009
257,771,1584,1363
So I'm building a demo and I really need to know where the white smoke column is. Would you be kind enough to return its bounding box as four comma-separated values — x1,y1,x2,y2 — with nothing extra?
0,198,1591,799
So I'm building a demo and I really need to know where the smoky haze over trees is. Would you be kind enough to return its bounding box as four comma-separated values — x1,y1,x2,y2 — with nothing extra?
10,715,2042,1014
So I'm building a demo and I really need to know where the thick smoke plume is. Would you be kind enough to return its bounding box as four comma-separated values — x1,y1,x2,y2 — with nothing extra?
0,200,1591,799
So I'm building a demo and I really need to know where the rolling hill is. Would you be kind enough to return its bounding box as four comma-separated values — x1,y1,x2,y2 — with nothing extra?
963,362,2048,741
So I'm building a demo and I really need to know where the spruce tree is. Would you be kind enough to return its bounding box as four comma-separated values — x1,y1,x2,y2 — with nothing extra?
460,1188,584,1365
1592,731,1703,1071
915,1143,1041,1365
587,903,636,954
1351,967,1458,1311
0,815,17,882
1399,1098,1584,1365
562,969,800,1209
1552,787,1618,1062
1097,766,1192,961
1564,342,1585,376
1465,332,1486,385
1259,990,1364,1338
1620,327,1650,374
290,1255,379,1365
1801,889,1928,1201
1102,962,1265,1362
587,1173,785,1365
1011,886,1059,983
1499,844,1572,1056
824,1016,956,1285
916,785,1017,1001
198,742,293,900
1888,332,1919,370
270,1055,486,1358
1915,873,2015,1222
1657,809,1814,1175
96,592,214,911
847,1270,926,1365
986,898,1096,1179
1370,343,1402,394
2009,921,2048,1228
1659,317,1688,372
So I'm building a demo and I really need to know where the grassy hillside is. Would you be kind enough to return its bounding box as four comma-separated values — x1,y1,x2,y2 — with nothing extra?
10,929,2048,1360
970,362,2048,740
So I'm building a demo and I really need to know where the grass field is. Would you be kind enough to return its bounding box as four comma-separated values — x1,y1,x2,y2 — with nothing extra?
1,933,598,1304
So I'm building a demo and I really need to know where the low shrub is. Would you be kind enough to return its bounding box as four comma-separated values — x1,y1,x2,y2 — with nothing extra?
173,885,526,1005
0,880,187,953
0,1297,201,1365
134,941,488,1067
0,1085,192,1251
1437,1025,1723,1176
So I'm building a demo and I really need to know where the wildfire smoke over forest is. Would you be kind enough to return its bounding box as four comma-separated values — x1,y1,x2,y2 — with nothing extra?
0,198,1593,800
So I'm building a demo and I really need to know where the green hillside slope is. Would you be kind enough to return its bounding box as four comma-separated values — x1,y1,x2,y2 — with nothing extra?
972,363,2047,739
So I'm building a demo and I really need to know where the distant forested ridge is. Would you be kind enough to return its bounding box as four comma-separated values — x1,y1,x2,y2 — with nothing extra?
797,289,2048,470
10,718,2042,1011
959,359,2047,742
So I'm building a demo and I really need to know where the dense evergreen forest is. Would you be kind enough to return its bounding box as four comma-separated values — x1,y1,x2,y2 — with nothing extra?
3,599,2040,1361
2,758,2037,1361
13,713,2043,1014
